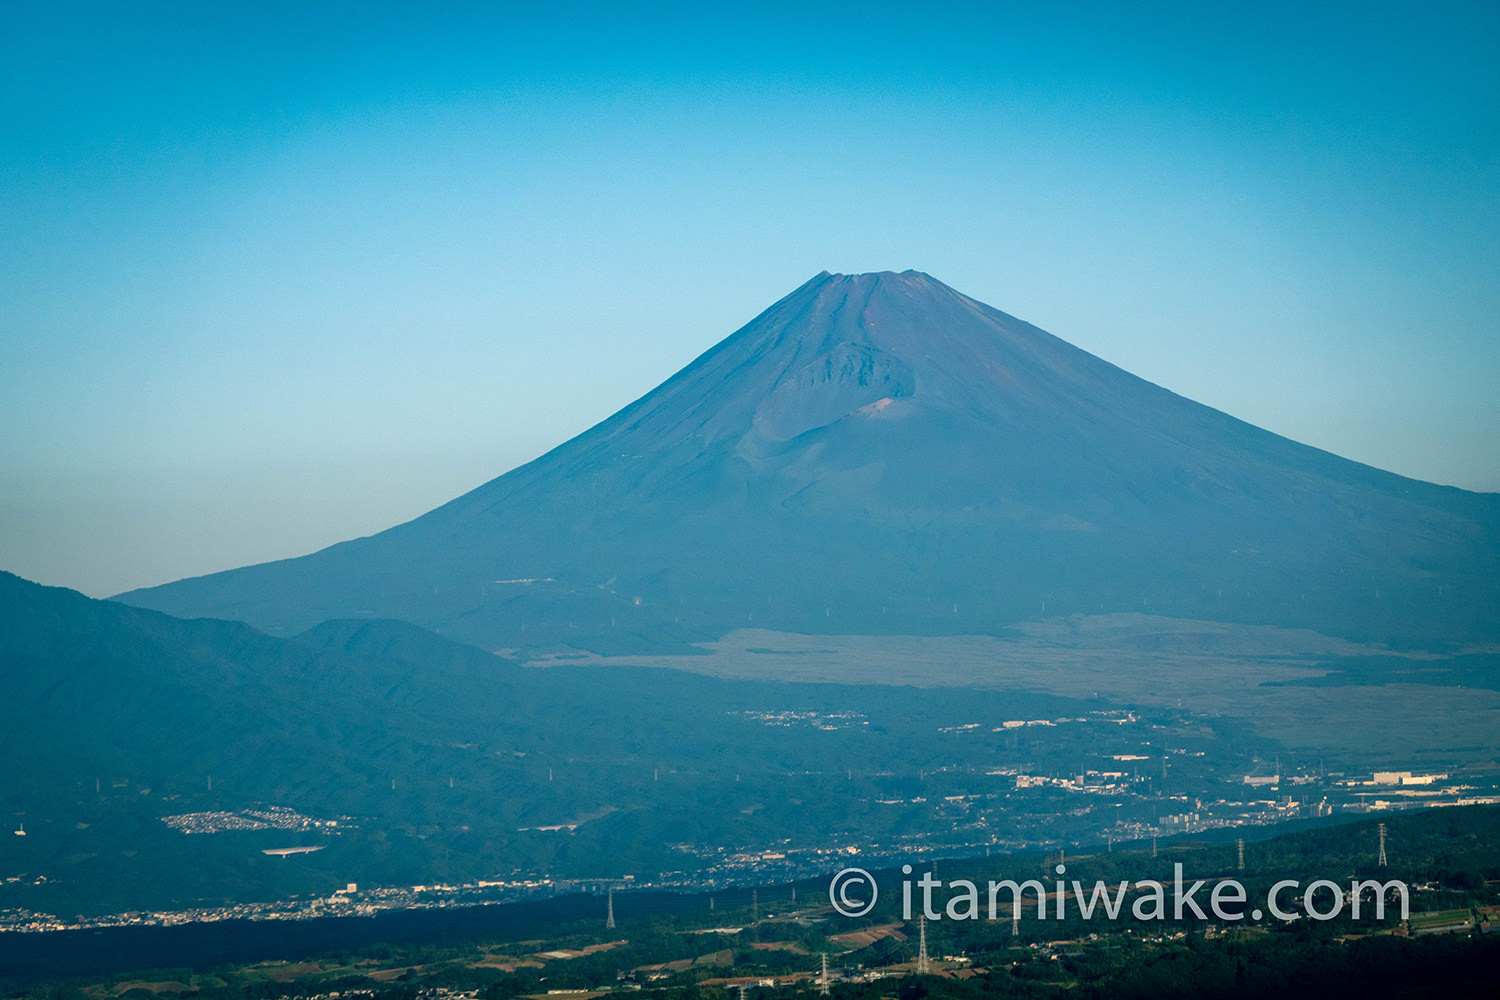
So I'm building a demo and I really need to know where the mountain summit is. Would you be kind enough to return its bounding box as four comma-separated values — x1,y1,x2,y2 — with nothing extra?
117,271,1500,651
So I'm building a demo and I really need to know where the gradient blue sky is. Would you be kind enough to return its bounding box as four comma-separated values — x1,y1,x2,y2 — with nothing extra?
3,1,1497,597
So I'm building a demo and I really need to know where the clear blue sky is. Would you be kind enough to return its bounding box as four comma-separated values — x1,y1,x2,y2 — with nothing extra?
3,1,1497,597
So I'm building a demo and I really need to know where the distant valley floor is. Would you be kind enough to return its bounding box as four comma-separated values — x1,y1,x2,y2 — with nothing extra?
517,613,1500,763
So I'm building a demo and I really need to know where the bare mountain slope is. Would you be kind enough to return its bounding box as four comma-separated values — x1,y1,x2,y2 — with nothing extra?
116,271,1500,651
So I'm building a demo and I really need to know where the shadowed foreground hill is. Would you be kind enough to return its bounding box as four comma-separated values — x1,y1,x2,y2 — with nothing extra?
116,271,1500,653
1,570,1126,914
0,570,528,804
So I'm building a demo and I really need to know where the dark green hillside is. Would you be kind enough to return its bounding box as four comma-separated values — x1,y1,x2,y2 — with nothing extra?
4,572,1278,916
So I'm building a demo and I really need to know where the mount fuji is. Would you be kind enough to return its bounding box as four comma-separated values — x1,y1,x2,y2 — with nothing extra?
116,271,1500,654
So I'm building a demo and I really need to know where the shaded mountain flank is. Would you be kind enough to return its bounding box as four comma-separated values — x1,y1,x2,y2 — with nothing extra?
115,271,1500,653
